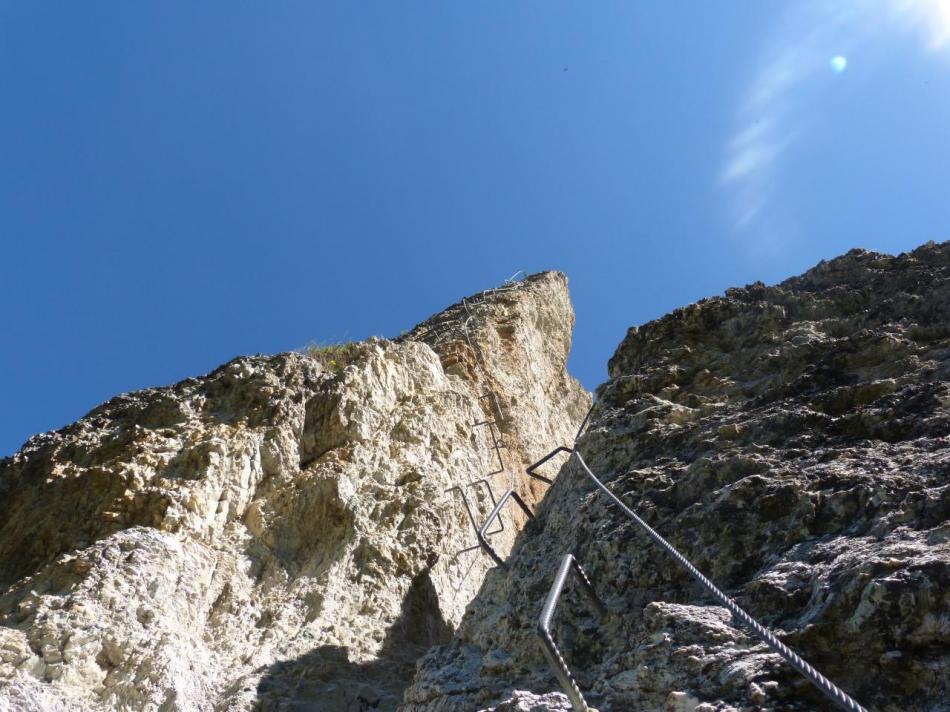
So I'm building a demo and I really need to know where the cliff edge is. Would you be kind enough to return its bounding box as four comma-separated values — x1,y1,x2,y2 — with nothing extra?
0,272,590,711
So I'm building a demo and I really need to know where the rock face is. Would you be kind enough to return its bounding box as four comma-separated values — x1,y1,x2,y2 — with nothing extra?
0,272,590,711
405,243,950,712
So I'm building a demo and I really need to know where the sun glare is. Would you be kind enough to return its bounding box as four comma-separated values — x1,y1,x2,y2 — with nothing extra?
902,0,950,49
829,55,848,73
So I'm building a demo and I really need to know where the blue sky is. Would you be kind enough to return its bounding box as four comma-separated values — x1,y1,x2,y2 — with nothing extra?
2,2,950,456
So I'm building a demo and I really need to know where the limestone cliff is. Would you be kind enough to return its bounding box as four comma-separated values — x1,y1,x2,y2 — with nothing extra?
405,243,950,712
0,272,590,711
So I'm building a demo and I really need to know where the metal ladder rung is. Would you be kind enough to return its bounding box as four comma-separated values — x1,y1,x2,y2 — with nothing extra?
475,488,535,567
538,553,606,712
446,479,505,540
526,446,575,484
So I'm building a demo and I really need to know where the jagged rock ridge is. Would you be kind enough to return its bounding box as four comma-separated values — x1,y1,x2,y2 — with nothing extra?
0,272,590,711
405,242,950,712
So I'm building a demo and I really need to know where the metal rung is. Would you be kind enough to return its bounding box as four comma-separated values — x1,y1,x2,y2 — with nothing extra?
478,389,506,425
526,446,575,484
476,488,534,567
446,479,504,543
473,418,507,476
474,420,507,437
538,554,606,712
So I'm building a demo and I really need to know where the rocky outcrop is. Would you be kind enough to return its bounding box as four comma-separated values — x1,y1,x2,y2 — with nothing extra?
405,242,950,712
0,272,590,711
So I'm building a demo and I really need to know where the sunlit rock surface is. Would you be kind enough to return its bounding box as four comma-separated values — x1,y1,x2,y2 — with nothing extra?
0,272,589,711
404,242,950,712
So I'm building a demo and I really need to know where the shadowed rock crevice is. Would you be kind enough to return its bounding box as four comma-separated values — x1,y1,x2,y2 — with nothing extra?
255,570,453,711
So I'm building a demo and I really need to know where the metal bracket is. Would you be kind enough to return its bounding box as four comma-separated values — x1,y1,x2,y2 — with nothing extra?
445,477,504,556
474,412,507,477
526,446,575,484
538,553,607,712
478,387,506,428
476,488,535,567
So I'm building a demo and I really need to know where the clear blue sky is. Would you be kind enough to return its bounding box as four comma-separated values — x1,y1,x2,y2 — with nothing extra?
3,2,950,456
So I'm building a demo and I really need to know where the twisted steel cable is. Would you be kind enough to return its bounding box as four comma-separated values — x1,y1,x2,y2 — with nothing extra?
570,446,868,712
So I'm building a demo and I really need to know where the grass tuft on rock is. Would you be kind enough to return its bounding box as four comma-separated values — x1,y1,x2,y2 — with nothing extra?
304,341,363,373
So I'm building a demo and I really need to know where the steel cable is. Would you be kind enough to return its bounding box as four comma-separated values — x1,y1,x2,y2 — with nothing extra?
569,446,868,712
